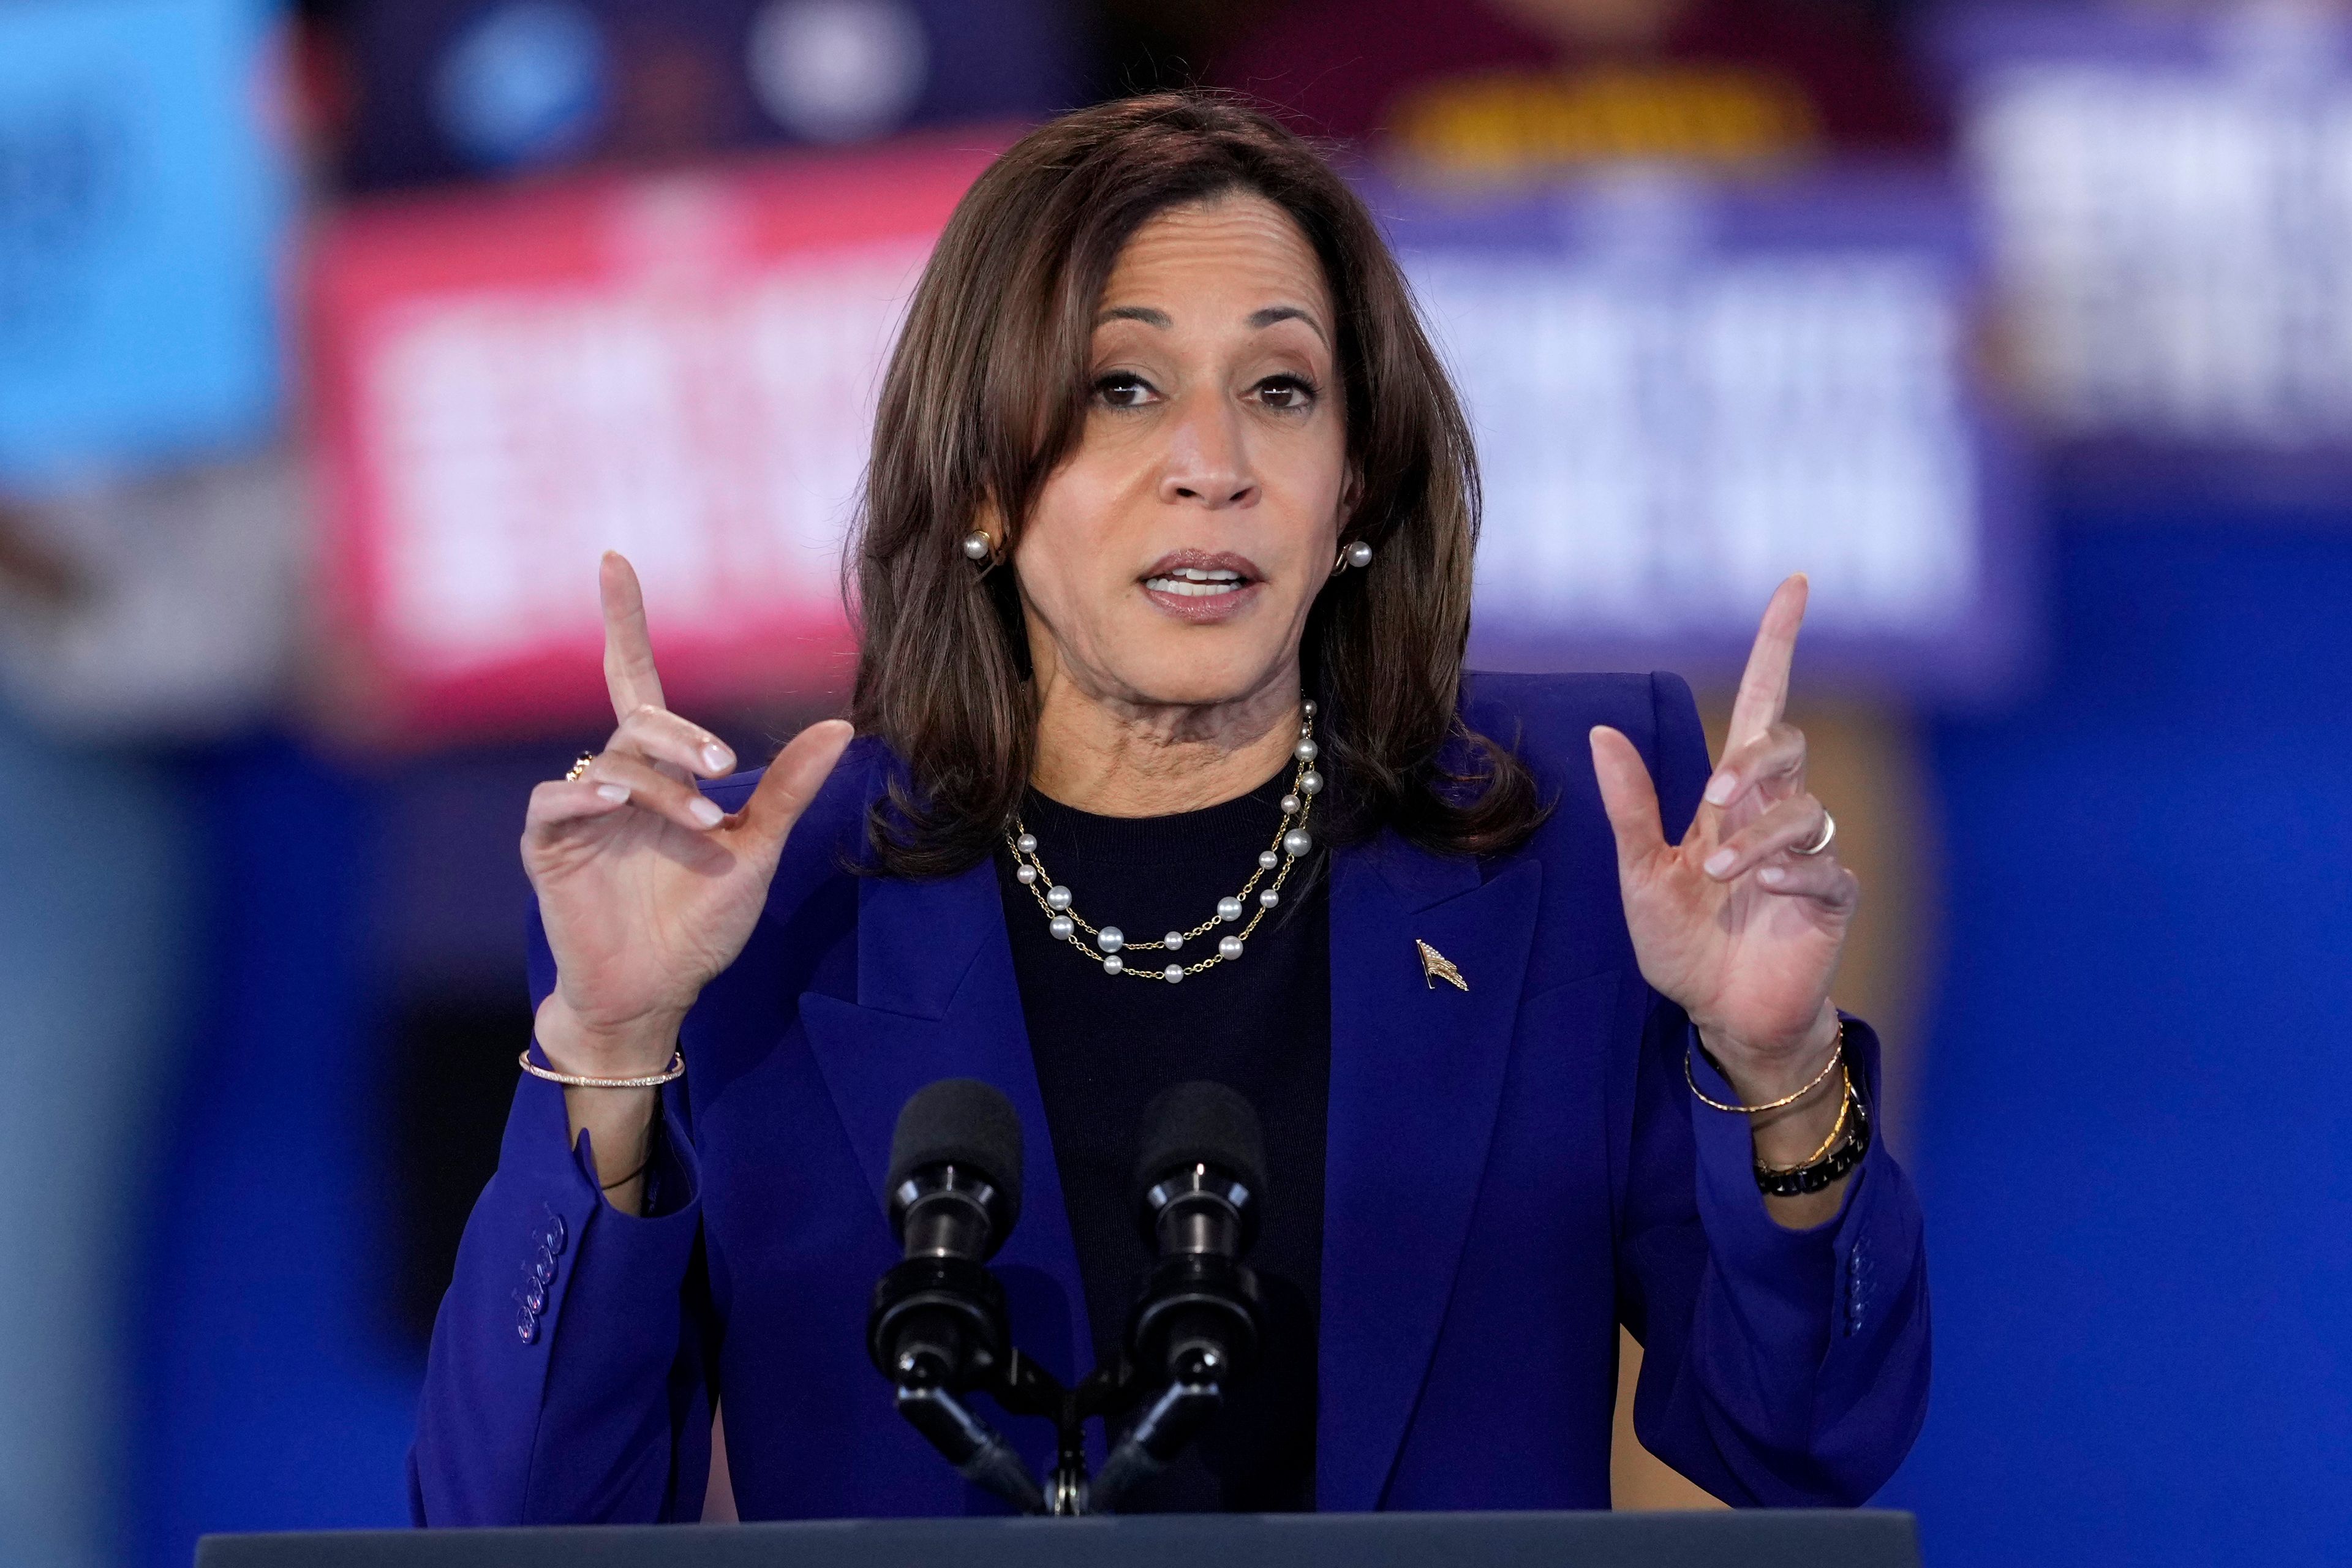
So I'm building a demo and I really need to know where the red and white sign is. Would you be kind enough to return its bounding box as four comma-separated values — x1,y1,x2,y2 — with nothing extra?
310,135,1001,738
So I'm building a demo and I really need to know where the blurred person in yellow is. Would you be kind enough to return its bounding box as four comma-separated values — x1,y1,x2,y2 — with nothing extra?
1216,0,1939,179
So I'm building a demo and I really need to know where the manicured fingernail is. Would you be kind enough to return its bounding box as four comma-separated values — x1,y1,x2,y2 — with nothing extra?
690,797,724,828
1703,772,1738,806
1758,865,1786,886
702,742,733,773
1703,848,1736,878
595,783,629,804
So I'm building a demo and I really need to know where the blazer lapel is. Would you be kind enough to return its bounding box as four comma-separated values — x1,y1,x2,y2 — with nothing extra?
1318,837,1544,1510
796,862,1095,1385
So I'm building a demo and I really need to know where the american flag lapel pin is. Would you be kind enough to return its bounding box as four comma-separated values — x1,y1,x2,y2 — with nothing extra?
1416,938,1468,992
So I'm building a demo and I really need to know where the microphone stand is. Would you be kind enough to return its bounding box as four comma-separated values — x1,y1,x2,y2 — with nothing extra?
870,1084,1267,1513
889,1379,1046,1515
1091,1364,1223,1509
886,1248,1259,1515
1092,1158,1266,1512
874,1232,1263,1509
870,1248,1048,1515
872,1243,1142,1517
884,1327,1231,1515
989,1352,1134,1514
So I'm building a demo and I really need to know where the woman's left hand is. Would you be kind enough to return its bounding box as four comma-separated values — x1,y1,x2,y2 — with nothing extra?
1588,575,1857,1102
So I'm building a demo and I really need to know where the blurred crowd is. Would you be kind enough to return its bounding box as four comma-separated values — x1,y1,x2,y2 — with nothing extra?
6,2,2352,1566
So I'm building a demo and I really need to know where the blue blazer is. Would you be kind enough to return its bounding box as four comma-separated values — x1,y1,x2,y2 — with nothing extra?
410,673,1929,1523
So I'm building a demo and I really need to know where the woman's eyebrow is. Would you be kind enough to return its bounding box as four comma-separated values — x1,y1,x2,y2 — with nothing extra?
1248,304,1327,344
1094,303,1329,345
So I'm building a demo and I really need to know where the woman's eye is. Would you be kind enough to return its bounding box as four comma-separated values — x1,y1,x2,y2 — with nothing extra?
1093,373,1156,409
1255,375,1318,411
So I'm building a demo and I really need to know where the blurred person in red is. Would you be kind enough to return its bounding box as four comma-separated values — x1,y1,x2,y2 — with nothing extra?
1215,0,1939,177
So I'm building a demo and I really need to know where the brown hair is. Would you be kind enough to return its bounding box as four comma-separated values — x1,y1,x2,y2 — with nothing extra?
847,91,1544,877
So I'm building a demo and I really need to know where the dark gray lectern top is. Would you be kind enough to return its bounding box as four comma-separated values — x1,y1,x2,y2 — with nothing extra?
198,1510,1920,1568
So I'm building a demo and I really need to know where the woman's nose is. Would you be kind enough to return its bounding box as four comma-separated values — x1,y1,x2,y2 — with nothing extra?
1157,401,1259,510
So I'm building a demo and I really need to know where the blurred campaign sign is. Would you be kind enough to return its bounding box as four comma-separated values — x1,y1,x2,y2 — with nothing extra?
310,138,997,736
1937,2,2352,459
340,0,1076,190
0,0,285,484
1389,170,2027,695
314,140,2022,737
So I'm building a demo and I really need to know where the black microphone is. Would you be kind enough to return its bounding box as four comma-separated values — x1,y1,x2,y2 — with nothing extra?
866,1078,1043,1512
887,1077,1023,1269
1096,1080,1268,1509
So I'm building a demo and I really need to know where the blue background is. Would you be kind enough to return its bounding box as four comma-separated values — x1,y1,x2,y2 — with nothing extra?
1878,502,2352,1564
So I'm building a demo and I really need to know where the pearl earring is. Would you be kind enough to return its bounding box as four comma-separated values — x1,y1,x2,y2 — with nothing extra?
962,530,994,563
1330,539,1374,576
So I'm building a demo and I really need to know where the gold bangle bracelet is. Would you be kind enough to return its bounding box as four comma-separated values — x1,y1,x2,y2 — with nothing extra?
1684,1021,1844,1115
1757,1066,1854,1174
517,1049,685,1090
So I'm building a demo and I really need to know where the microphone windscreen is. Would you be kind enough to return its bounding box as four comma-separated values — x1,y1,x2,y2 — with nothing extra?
887,1078,1025,1232
1131,1080,1268,1211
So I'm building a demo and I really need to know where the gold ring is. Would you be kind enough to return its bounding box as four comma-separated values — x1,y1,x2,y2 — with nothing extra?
565,752,596,783
1791,810,1836,856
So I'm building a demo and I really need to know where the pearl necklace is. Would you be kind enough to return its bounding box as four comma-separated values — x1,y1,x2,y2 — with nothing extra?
1006,700,1324,983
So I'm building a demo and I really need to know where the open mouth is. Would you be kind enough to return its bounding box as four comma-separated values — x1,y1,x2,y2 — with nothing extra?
1138,550,1264,621
1143,565,1250,598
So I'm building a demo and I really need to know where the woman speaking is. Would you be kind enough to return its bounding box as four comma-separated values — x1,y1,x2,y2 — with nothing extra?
411,92,1928,1521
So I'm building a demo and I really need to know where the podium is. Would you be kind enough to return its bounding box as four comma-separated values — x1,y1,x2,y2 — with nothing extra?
197,1510,1921,1568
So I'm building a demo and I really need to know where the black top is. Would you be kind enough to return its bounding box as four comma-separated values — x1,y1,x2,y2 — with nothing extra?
993,767,1331,1513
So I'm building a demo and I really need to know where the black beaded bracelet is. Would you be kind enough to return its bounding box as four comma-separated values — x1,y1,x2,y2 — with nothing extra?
1755,1088,1871,1197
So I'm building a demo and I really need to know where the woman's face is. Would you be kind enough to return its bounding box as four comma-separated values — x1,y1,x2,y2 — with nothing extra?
1012,194,1351,718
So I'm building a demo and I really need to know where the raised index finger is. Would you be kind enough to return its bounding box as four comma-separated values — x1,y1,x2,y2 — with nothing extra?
600,551,666,722
1725,574,1809,752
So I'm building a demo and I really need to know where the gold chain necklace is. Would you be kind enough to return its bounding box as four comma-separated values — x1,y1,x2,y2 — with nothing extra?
1006,700,1322,983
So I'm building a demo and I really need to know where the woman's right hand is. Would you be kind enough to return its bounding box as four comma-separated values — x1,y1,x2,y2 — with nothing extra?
524,552,854,1077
